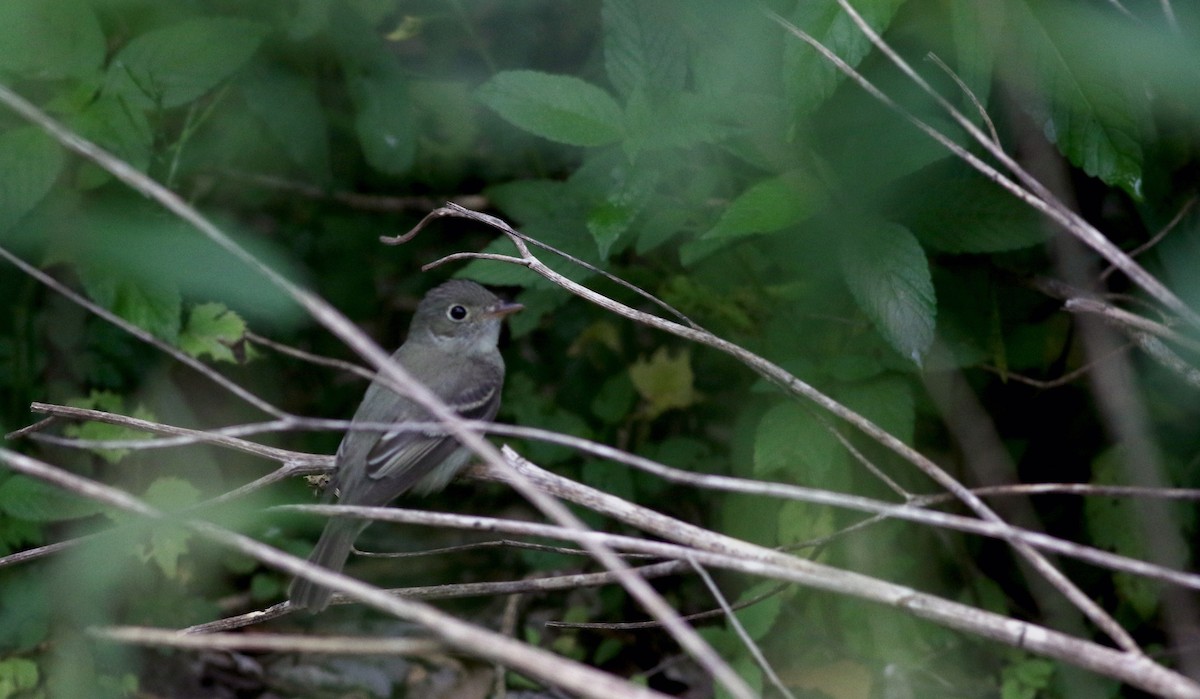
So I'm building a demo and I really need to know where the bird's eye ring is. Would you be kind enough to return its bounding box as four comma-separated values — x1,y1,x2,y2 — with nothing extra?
447,304,468,321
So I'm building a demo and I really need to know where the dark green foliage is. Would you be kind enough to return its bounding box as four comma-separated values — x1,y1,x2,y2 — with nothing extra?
1,0,1199,697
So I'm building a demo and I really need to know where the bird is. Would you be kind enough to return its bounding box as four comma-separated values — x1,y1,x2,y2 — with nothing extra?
288,279,522,612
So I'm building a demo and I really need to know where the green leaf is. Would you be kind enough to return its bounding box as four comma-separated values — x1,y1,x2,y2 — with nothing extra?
704,170,826,240
1084,448,1164,620
836,375,914,446
782,0,908,116
732,581,783,640
63,391,158,464
628,347,700,419
891,165,1045,253
347,70,416,175
0,127,65,233
753,401,839,480
0,475,105,522
68,96,153,186
602,0,687,97
0,0,104,80
591,373,637,425
1006,1,1144,198
477,70,625,147
839,221,935,365
77,267,182,342
104,18,269,110
179,303,248,363
243,67,331,181
0,657,39,698
135,478,200,579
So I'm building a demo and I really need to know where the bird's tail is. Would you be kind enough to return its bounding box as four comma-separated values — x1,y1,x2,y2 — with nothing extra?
288,520,362,613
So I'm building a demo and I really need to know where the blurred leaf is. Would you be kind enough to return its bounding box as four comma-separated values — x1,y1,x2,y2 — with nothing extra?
136,478,200,579
1005,0,1145,198
591,373,637,424
104,18,269,110
243,66,331,181
890,165,1045,253
628,347,699,418
836,375,914,445
0,127,65,233
63,391,157,464
0,475,104,522
1000,655,1055,699
777,499,837,551
839,221,935,365
77,268,182,342
477,70,625,147
602,0,687,97
782,0,907,116
581,460,635,501
1084,448,1163,620
68,97,154,187
754,401,839,480
705,169,827,241
0,0,104,80
347,70,416,176
0,657,39,698
733,581,783,640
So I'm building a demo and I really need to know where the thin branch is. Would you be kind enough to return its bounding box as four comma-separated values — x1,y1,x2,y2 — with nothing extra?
548,582,787,631
689,558,797,699
405,202,1140,655
0,447,671,699
0,76,742,694
218,170,489,213
1100,194,1197,282
91,626,447,655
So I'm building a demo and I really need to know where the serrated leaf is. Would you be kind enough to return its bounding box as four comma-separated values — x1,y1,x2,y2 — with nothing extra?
1006,1,1144,198
0,475,105,522
839,222,935,365
0,127,65,233
628,347,699,419
135,478,200,579
782,0,908,117
77,268,182,342
179,303,248,363
104,18,268,110
477,70,624,147
602,0,687,97
753,401,839,480
0,0,104,80
705,170,826,240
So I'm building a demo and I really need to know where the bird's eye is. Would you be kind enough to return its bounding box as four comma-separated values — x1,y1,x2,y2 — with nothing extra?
447,304,468,321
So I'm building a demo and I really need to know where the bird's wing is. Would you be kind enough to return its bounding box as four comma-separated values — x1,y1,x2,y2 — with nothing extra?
363,367,502,482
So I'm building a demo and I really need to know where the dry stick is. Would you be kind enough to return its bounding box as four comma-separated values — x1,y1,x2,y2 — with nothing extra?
0,447,670,699
189,561,688,634
24,403,1200,591
92,627,447,656
403,203,1141,655
547,582,788,631
0,85,749,699
478,449,1200,699
1099,195,1198,283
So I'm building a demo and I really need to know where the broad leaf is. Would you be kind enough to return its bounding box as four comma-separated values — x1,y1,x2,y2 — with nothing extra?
753,401,839,481
179,303,248,363
602,0,687,96
0,127,64,233
839,221,935,365
0,0,104,80
0,475,104,522
104,17,268,110
477,71,625,147
705,170,827,241
628,347,699,419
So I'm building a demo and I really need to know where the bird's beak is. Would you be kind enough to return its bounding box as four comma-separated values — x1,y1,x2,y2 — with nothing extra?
486,300,524,318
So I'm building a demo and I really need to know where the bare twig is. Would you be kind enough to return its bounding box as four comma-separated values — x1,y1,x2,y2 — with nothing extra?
92,626,447,655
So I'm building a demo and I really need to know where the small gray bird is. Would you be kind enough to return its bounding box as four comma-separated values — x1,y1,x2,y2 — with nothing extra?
289,280,521,612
